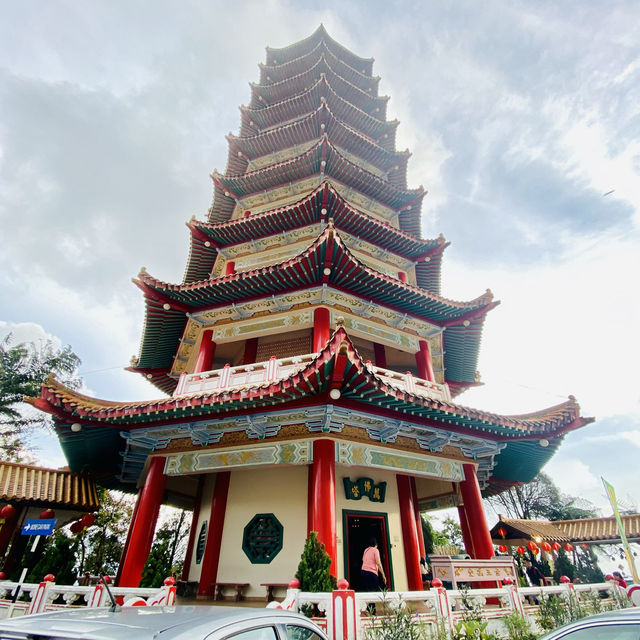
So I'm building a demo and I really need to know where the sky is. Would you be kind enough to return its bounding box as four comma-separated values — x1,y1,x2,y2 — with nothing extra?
1,1,639,524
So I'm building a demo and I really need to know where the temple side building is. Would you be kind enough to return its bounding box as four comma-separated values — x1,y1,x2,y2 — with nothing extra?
30,26,593,597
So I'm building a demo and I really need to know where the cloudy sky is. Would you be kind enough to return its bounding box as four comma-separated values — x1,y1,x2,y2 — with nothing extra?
1,1,639,518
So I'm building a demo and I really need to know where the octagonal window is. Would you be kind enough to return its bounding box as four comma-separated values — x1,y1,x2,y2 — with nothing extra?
242,513,283,564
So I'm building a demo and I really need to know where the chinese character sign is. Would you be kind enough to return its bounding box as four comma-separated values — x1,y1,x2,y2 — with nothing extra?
343,477,386,503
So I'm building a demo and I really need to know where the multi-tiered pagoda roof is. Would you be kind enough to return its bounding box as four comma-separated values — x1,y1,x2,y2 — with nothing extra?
31,25,593,496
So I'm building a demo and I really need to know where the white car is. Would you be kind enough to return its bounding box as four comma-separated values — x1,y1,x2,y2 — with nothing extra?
538,607,640,640
0,606,328,640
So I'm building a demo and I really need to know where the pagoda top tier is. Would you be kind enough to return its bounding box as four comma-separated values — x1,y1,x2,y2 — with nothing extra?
264,25,374,74
204,25,420,240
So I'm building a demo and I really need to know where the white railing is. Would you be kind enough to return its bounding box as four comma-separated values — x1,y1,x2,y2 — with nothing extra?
175,354,451,402
365,364,451,402
175,354,318,396
0,578,176,619
270,581,623,640
0,577,627,639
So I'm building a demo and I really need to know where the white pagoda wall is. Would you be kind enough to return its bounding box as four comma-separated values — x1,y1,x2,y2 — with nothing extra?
187,463,413,597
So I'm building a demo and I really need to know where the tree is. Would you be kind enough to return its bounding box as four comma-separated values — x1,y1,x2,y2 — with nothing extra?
553,547,575,583
0,334,81,459
83,489,135,576
574,546,604,584
441,517,464,550
28,531,79,585
487,472,598,521
295,531,335,592
422,515,463,555
139,510,189,588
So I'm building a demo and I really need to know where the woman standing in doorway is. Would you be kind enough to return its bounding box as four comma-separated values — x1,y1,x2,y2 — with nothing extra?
361,537,387,591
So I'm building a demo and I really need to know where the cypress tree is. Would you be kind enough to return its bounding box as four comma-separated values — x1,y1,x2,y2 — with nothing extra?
295,531,335,592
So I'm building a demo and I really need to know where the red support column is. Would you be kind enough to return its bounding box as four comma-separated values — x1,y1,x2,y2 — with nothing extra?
416,340,435,382
309,439,337,576
198,471,230,597
181,475,204,581
457,504,476,558
459,464,494,559
313,308,331,353
118,456,167,587
225,261,235,275
115,487,143,585
373,343,387,368
241,338,258,365
410,478,426,560
195,329,216,373
397,474,423,590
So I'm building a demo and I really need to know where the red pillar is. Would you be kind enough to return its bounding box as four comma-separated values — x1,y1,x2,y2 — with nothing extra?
313,308,331,352
459,464,494,559
242,338,258,365
195,329,216,373
457,504,476,558
181,475,204,581
115,487,143,585
118,456,167,587
309,439,337,576
410,478,426,560
373,343,387,368
397,474,423,590
198,471,230,597
225,261,235,275
416,340,435,382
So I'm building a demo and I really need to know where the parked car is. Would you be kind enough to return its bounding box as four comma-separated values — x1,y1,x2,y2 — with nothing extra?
538,607,640,640
0,605,328,640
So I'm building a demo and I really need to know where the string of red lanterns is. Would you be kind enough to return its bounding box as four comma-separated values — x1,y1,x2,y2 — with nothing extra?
69,513,96,537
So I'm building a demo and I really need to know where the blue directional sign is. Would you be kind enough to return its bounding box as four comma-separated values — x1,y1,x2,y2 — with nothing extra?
21,519,57,535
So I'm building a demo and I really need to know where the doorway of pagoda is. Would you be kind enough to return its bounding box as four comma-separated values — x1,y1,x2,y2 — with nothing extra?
343,511,394,591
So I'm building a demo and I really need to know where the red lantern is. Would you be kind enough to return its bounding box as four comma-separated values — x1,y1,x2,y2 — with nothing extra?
0,504,16,520
497,526,507,539
81,513,96,528
551,542,561,551
564,543,574,552
541,541,552,552
581,543,589,549
39,509,55,519
70,521,83,535
516,546,525,555
498,544,507,553
527,540,538,552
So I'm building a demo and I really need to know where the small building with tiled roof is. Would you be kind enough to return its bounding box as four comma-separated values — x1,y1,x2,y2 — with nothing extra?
30,26,594,598
491,515,640,547
0,461,99,575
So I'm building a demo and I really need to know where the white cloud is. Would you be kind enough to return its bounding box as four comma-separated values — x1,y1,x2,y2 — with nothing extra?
618,431,640,448
544,457,602,507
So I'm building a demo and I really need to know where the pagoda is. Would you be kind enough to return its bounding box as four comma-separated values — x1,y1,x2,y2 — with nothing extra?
30,26,594,597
